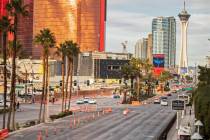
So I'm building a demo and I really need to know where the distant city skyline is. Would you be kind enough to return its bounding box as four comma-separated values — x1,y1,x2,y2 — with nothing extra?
106,0,210,66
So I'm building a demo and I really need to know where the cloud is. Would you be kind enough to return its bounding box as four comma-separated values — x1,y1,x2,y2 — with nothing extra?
106,10,153,53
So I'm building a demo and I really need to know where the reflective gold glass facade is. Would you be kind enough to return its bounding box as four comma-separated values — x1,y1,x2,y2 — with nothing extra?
33,0,78,57
33,0,106,58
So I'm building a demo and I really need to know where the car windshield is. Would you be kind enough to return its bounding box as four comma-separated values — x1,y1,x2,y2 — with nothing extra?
161,97,167,100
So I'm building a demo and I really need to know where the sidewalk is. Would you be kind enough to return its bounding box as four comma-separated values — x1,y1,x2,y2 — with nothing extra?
167,106,195,140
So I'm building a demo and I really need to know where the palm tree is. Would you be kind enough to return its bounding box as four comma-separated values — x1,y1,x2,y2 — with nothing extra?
0,16,11,129
121,63,137,103
34,28,56,123
55,43,66,112
65,41,80,110
130,58,144,99
6,0,29,130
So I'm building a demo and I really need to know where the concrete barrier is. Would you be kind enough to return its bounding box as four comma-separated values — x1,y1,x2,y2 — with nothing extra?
131,101,141,106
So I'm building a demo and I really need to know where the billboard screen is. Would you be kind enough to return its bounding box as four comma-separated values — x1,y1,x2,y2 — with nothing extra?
153,54,165,68
153,54,165,76
180,67,188,74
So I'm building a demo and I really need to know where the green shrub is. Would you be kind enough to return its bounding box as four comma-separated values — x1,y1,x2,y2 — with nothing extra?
194,85,210,139
0,108,9,114
50,111,73,121
164,86,170,91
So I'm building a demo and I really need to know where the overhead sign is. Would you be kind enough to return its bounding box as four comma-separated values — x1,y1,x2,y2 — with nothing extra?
172,99,185,110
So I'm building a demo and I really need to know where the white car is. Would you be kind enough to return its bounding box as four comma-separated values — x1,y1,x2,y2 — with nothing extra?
88,99,97,104
161,99,168,106
76,99,84,104
154,98,160,104
83,97,90,103
0,100,10,108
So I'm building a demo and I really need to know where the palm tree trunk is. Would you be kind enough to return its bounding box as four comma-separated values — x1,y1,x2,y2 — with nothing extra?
64,60,70,111
61,55,65,112
8,15,18,131
2,32,7,129
38,53,46,123
68,61,73,110
136,76,140,100
122,91,127,104
42,54,49,122
11,27,18,131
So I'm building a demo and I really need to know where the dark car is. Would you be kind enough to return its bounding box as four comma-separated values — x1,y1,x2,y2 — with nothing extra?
167,93,172,96
113,95,120,99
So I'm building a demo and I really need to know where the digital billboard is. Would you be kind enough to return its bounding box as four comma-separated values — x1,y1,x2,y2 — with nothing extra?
153,54,165,76
153,54,165,68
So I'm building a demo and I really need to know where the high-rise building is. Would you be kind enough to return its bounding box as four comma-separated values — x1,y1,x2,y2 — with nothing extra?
152,17,176,68
178,1,190,74
17,0,34,57
147,33,153,64
134,38,148,60
33,0,106,58
0,0,107,58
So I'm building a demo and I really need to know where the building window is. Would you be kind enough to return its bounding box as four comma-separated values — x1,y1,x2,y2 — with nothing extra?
112,66,121,71
107,66,112,70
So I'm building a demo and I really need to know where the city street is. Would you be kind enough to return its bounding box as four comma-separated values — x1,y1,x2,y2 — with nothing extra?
0,95,118,126
7,93,179,140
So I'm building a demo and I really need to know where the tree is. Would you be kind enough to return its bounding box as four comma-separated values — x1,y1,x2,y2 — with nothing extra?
0,16,11,129
55,43,66,112
121,63,137,103
34,28,56,123
6,0,29,131
193,66,210,139
64,41,80,110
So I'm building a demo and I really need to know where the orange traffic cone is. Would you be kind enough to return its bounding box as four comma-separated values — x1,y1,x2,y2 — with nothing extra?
37,131,42,140
53,128,57,135
45,128,48,137
73,118,76,128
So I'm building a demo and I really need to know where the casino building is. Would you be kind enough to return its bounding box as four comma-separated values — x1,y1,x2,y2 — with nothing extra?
0,0,107,58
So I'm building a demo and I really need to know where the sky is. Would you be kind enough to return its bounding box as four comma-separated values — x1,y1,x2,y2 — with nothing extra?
106,0,210,66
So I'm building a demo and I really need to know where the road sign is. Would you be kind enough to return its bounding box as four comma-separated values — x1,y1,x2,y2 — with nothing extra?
172,99,185,110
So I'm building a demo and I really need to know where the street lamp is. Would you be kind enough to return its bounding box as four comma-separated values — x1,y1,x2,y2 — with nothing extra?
194,120,203,133
191,132,203,140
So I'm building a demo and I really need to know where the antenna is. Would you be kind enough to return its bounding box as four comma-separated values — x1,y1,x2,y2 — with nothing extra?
184,0,186,10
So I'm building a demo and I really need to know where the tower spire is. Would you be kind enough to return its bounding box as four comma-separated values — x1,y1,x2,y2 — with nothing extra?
184,0,186,10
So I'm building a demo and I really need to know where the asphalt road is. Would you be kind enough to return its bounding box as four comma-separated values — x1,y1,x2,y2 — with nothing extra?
0,95,120,126
7,94,178,140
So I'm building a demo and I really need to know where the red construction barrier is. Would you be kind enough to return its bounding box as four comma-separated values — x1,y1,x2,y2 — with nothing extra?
0,129,9,139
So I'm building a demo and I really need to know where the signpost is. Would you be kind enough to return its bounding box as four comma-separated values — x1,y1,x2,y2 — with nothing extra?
172,99,185,130
172,100,185,110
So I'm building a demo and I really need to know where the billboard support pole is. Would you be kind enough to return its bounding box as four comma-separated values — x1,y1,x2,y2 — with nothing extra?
176,111,179,130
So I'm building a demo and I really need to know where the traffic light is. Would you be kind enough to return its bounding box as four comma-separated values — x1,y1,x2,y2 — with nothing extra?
59,80,62,87
87,80,90,86
33,88,36,92
156,80,159,85
74,80,77,86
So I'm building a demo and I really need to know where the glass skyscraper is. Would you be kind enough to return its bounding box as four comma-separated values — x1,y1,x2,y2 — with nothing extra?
152,17,176,68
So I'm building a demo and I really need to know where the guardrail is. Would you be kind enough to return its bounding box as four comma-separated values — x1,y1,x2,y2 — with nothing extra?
157,113,176,140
